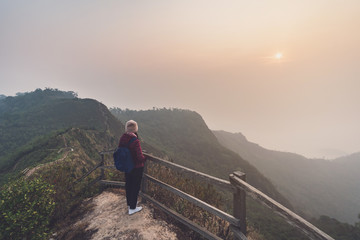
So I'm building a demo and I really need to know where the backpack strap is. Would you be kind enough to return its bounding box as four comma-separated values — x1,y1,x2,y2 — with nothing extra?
127,137,137,147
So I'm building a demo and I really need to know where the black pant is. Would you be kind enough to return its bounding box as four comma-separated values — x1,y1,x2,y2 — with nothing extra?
125,167,144,209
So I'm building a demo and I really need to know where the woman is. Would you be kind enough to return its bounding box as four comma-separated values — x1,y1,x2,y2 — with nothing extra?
118,120,146,215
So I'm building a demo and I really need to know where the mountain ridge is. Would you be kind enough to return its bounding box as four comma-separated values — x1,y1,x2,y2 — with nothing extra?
0,89,124,177
213,130,360,224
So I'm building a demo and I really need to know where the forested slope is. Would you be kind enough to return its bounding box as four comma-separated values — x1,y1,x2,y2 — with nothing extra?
0,89,124,184
0,89,124,179
213,130,360,224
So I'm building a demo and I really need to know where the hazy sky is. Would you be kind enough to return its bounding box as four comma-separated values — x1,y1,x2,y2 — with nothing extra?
1,0,360,159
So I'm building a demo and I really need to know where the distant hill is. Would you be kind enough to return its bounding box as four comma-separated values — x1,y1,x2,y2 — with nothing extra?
0,88,124,181
213,130,360,224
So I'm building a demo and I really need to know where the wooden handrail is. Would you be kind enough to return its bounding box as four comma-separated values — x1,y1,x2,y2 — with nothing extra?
143,153,236,193
98,151,233,193
144,173,240,227
72,161,103,185
229,173,334,240
140,192,223,240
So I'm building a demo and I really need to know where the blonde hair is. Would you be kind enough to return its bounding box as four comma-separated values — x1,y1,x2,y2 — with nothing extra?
125,120,138,133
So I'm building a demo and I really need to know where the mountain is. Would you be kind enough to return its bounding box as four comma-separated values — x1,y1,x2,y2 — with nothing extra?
0,88,124,179
0,89,124,176
213,130,360,224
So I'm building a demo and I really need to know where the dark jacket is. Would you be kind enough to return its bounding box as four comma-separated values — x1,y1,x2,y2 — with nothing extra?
119,132,146,168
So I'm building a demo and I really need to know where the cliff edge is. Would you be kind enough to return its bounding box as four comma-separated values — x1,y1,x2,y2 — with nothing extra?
56,189,179,240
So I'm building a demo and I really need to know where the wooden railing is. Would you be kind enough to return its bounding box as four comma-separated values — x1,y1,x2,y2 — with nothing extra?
229,173,334,240
95,151,334,240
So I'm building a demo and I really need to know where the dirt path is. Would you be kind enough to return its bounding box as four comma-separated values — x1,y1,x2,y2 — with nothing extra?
23,135,72,177
72,190,178,240
25,147,72,178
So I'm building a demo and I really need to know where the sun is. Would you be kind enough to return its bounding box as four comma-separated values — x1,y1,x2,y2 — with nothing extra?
261,51,287,64
275,52,283,59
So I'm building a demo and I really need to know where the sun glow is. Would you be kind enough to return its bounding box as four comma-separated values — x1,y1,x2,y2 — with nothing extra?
275,52,283,59
261,51,287,64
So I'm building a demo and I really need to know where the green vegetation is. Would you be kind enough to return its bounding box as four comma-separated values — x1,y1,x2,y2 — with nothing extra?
0,130,67,184
0,177,55,240
0,127,120,239
0,88,123,181
31,128,115,225
0,89,126,238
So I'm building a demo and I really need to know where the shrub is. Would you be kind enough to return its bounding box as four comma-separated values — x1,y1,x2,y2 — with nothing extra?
0,177,55,240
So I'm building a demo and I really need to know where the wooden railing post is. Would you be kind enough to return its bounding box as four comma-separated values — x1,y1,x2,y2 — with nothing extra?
230,171,247,237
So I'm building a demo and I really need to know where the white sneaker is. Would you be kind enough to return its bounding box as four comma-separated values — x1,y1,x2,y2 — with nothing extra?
128,206,143,215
